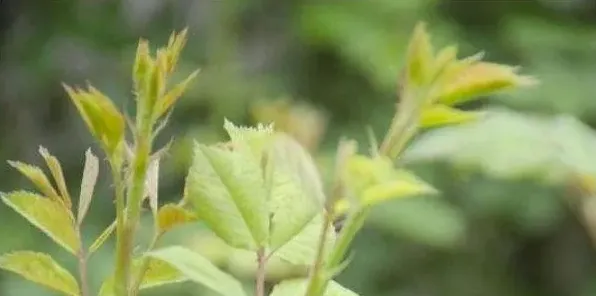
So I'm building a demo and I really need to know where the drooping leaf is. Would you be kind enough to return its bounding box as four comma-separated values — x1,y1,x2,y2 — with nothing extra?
335,155,436,215
0,251,80,296
7,161,60,203
38,146,72,209
147,246,247,296
274,214,336,266
77,149,99,224
270,278,359,296
186,141,268,250
419,105,483,128
89,220,116,254
157,203,198,235
1,191,79,254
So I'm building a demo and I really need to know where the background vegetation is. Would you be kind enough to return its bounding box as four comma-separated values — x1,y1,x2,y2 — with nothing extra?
1,0,596,295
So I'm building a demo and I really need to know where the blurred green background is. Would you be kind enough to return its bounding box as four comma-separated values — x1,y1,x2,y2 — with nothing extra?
2,0,596,295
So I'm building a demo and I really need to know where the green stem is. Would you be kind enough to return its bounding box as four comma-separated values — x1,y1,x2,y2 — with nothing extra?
111,159,128,296
75,226,89,296
129,232,160,296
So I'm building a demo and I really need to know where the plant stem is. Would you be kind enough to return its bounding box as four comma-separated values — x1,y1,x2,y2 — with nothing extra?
129,232,160,296
76,227,89,296
110,159,128,296
255,248,267,296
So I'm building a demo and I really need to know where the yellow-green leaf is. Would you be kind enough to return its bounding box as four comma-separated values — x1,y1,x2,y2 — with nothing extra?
147,246,247,296
7,161,60,203
77,149,99,224
157,203,198,235
223,119,275,158
430,45,458,83
133,39,153,93
419,105,483,128
164,28,188,74
405,22,434,86
153,69,199,119
270,278,358,296
0,251,80,296
437,62,537,106
38,146,72,210
1,191,79,254
89,220,116,254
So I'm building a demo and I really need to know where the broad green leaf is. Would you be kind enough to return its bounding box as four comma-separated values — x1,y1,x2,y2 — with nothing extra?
267,134,324,249
89,220,116,254
7,161,60,203
274,214,336,266
335,155,436,215
186,142,268,250
77,149,99,224
405,22,434,86
38,146,72,209
419,105,482,128
157,203,198,235
0,251,80,296
1,191,79,254
270,278,358,296
435,62,537,106
223,119,274,158
147,246,247,296
154,69,200,119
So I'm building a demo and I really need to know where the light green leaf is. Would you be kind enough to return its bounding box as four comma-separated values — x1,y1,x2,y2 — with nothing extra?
154,69,200,119
186,142,268,250
38,146,72,210
132,39,153,93
405,22,434,86
335,155,436,215
419,105,483,128
274,214,335,266
1,191,79,254
267,134,324,249
77,148,99,224
89,220,116,254
0,251,80,296
147,246,247,296
223,119,274,158
7,161,60,203
270,278,358,296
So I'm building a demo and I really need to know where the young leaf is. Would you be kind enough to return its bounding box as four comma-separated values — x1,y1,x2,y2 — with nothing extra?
335,156,437,215
1,191,79,254
89,220,117,254
0,251,80,296
273,214,336,266
7,161,60,203
63,84,125,155
153,69,200,120
405,22,434,87
157,203,198,235
270,278,358,296
164,28,188,74
186,141,268,250
77,149,99,224
38,147,72,209
133,39,153,93
147,246,247,296
419,105,483,128
436,62,537,106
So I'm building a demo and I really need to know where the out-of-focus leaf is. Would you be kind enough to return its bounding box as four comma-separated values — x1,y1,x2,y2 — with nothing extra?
368,197,466,249
270,278,359,296
1,191,79,254
223,119,274,158
335,155,436,215
89,220,116,254
419,105,483,128
147,246,247,296
77,149,99,224
0,251,80,296
7,161,60,203
405,22,434,86
164,28,188,74
157,203,198,235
